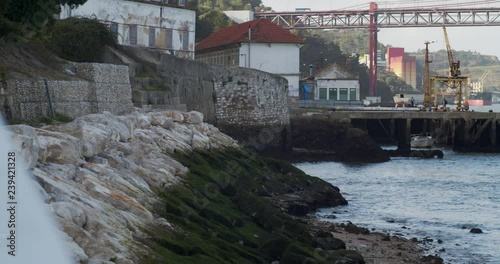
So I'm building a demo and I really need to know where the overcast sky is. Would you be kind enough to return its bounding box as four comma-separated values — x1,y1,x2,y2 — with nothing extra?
261,0,500,58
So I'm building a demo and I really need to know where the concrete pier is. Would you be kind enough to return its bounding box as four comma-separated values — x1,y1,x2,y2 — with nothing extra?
292,109,500,152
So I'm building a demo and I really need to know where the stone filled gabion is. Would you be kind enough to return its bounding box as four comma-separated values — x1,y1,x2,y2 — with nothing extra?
4,63,133,120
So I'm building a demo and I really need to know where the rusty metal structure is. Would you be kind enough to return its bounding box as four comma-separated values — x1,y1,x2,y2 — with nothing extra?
423,25,469,111
255,4,500,97
423,41,433,109
443,26,461,77
429,76,469,111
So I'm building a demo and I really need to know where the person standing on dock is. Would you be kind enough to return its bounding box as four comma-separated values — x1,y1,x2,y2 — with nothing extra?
443,98,448,109
410,97,415,107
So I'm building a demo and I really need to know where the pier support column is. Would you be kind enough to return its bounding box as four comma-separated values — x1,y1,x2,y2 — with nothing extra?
390,119,395,139
451,120,457,147
464,119,472,150
492,117,497,148
398,118,411,151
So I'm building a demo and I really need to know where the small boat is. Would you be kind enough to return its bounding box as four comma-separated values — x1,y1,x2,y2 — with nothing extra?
411,133,434,148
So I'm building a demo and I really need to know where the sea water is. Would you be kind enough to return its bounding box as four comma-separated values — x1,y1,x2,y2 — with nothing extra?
297,149,500,264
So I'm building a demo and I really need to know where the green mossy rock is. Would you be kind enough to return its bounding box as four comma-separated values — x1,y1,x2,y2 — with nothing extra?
139,148,360,263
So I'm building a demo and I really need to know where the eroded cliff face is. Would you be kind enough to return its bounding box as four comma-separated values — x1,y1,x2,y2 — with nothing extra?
7,110,238,263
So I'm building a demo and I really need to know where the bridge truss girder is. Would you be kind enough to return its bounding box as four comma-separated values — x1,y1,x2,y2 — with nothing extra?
256,7,500,98
255,8,500,29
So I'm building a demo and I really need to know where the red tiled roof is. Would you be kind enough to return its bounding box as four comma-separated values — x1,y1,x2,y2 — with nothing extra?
196,18,304,52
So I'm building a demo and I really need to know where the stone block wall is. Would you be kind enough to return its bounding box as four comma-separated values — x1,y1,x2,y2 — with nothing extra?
211,66,291,152
3,64,133,120
157,54,216,123
104,47,292,152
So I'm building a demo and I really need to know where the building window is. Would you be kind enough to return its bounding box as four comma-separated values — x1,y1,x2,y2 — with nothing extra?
319,88,327,100
178,0,185,6
182,31,189,50
329,88,337,101
110,23,118,42
339,88,348,100
149,27,155,47
350,88,357,101
166,29,173,49
129,25,137,45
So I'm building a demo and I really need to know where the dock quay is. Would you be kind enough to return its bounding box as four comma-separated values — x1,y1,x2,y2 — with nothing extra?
292,109,500,152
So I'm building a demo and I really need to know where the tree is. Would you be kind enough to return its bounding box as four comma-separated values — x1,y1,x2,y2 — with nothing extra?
0,0,10,17
295,30,373,97
194,0,270,42
0,0,11,28
196,9,234,42
45,17,116,62
2,0,87,38
197,0,262,10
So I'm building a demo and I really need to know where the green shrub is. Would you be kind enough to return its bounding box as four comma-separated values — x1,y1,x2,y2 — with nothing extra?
54,113,73,123
136,71,155,78
45,17,116,62
0,67,6,79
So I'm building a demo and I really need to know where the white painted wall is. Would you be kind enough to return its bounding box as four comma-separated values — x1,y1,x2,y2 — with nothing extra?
239,43,301,97
315,79,360,100
60,0,196,59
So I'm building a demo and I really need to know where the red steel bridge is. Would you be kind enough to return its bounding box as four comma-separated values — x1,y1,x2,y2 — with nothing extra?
255,2,500,96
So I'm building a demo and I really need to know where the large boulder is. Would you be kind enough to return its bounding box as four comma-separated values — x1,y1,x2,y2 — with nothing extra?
53,112,135,158
36,129,83,165
182,111,203,124
291,115,389,163
337,128,390,163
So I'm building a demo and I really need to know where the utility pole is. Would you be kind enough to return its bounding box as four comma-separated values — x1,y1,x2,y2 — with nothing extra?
320,52,323,68
423,41,434,109
368,2,378,96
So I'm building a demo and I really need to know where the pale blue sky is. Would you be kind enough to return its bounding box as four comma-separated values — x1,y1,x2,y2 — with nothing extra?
261,0,500,58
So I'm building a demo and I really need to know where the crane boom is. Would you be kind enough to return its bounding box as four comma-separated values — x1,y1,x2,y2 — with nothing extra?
442,25,461,77
443,26,453,71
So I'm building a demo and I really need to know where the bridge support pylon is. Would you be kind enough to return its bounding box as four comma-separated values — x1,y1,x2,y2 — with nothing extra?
369,2,378,97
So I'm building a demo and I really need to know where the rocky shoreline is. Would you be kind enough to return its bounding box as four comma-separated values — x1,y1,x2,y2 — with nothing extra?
303,217,444,264
3,110,443,263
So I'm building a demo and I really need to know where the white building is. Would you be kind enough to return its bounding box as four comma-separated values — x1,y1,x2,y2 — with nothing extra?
60,0,196,59
304,64,360,101
195,18,304,97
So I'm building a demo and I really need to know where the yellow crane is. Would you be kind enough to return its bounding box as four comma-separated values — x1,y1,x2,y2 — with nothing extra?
424,25,469,111
443,25,461,77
